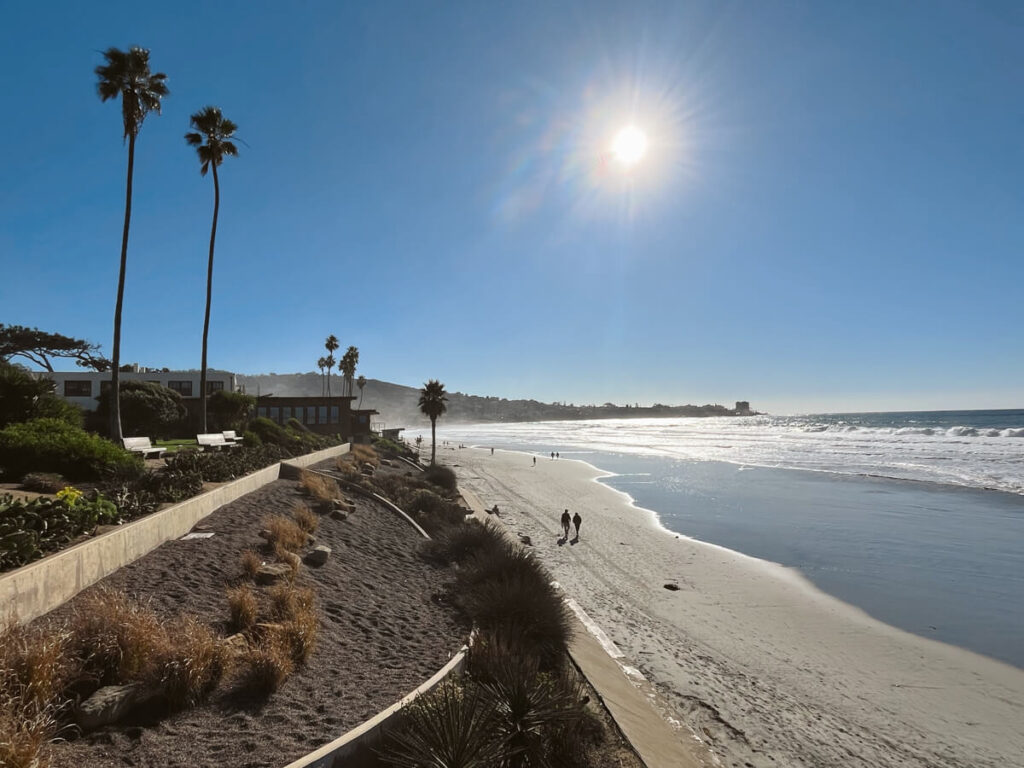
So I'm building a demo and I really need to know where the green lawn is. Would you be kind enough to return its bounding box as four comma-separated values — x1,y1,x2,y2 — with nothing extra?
154,438,197,453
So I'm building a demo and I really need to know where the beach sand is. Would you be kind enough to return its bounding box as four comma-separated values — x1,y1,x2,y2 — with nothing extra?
449,447,1024,768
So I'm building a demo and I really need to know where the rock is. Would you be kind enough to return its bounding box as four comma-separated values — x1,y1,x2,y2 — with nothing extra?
305,545,331,566
332,498,353,512
518,534,532,546
279,551,301,570
663,583,680,591
331,509,349,521
381,459,394,467
78,684,157,731
256,562,293,584
223,633,249,654
258,528,272,541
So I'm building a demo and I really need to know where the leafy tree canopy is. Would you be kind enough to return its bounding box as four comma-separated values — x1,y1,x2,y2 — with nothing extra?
94,380,186,439
0,324,111,372
0,361,82,429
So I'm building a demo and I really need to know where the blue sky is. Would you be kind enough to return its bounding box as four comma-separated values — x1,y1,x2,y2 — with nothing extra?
1,0,1022,414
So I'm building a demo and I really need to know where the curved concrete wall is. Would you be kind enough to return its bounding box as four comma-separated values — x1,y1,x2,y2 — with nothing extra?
0,444,349,624
282,646,467,768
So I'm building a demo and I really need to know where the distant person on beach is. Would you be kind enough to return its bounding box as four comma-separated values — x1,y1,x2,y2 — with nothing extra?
491,447,494,455
550,452,554,460
572,512,581,539
533,456,537,466
556,452,560,459
561,509,571,539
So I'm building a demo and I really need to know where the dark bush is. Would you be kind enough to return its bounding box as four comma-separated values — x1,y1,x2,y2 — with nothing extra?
406,489,466,536
421,519,504,566
0,418,143,482
286,417,309,433
247,417,294,447
0,361,81,428
423,464,457,494
94,381,187,439
240,429,262,446
1,491,119,571
207,390,256,432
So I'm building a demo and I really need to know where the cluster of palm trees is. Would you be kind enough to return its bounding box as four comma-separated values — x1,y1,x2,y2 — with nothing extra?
317,337,363,402
96,46,238,439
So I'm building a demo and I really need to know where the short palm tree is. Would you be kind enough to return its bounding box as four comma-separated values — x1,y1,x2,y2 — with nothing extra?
185,106,239,432
95,46,168,440
356,375,367,409
324,335,339,398
418,379,448,465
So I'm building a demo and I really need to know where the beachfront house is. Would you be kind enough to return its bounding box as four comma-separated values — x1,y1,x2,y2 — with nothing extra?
45,366,238,412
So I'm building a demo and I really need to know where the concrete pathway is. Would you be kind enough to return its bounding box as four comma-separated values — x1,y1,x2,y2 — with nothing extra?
459,486,715,768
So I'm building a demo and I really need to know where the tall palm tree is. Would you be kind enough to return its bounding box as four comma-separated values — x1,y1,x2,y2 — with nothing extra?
324,335,339,398
95,46,168,440
418,379,448,465
356,375,367,409
340,346,359,396
185,106,239,433
317,356,329,396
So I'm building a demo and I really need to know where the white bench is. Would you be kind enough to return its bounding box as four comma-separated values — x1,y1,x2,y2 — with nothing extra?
222,430,244,443
123,437,166,459
196,433,242,451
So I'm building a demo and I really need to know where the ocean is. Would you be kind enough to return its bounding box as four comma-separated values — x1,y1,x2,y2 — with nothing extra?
426,410,1024,668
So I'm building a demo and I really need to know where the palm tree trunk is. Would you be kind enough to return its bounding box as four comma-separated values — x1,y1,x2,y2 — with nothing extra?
110,132,136,441
199,163,220,433
430,416,437,464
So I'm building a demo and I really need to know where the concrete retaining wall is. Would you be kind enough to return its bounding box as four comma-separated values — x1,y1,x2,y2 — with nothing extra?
0,444,350,624
282,647,468,768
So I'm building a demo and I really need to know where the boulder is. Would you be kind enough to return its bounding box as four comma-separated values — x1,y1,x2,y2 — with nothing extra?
305,545,331,566
331,509,349,522
518,534,532,546
663,583,681,591
256,562,293,584
78,684,157,731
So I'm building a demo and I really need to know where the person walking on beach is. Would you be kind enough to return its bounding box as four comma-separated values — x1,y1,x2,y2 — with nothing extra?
550,451,554,460
533,456,537,466
556,452,560,459
561,509,571,539
572,511,582,539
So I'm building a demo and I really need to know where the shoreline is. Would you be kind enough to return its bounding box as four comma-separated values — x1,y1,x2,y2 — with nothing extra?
448,446,1024,768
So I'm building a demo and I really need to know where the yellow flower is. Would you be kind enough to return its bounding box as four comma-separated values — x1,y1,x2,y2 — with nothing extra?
56,486,83,506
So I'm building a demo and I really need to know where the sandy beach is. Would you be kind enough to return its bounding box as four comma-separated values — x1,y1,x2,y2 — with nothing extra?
449,447,1024,768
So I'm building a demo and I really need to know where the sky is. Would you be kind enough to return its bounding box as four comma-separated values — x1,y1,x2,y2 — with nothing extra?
1,0,1022,415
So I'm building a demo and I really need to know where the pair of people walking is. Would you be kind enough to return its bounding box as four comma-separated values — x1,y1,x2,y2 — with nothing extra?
560,509,581,540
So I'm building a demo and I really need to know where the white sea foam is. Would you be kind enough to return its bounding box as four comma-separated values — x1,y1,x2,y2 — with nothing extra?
435,414,1024,495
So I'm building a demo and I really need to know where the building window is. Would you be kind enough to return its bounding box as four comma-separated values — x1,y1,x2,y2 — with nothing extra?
330,406,339,424
282,407,291,421
168,380,193,396
206,380,224,394
258,406,268,418
270,407,280,422
64,380,92,397
307,407,317,424
359,414,368,424
318,406,327,424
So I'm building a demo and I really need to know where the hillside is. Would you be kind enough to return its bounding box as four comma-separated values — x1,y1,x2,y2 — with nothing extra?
237,373,754,429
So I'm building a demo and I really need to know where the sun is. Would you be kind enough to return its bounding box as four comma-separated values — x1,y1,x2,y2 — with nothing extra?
610,125,648,168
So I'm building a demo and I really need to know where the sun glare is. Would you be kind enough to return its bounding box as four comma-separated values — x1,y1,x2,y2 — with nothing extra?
611,125,648,168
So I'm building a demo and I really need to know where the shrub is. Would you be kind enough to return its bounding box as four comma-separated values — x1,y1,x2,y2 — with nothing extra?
351,444,379,467
240,429,262,446
421,519,503,566
299,470,338,503
286,417,309,433
239,549,262,580
423,464,457,494
381,680,500,768
20,472,67,494
158,615,228,708
227,585,259,633
0,361,81,429
68,589,167,684
247,417,294,448
238,631,294,695
0,492,121,571
262,515,307,554
267,585,319,663
94,380,187,439
207,390,255,432
292,503,318,534
0,418,143,483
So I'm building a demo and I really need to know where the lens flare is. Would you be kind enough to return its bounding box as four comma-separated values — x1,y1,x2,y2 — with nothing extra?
611,125,648,167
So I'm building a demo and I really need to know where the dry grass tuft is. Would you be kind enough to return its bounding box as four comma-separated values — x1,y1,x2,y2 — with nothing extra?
226,585,259,633
158,615,229,708
240,549,262,580
262,514,307,554
335,457,361,478
69,588,166,684
299,470,339,502
292,502,318,534
266,585,319,663
238,631,294,695
350,444,380,467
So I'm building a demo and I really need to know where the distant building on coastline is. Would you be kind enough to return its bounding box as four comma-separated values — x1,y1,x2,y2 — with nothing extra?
255,395,377,441
734,401,751,414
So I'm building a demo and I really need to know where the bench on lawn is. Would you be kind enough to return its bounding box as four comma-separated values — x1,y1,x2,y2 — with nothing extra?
123,437,167,459
222,430,244,443
196,433,242,451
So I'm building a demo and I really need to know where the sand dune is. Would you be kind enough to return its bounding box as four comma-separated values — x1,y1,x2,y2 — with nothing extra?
450,447,1024,768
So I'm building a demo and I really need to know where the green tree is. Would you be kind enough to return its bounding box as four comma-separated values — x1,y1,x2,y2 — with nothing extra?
418,379,448,465
317,356,329,396
324,335,339,398
94,381,186,439
95,46,169,442
0,325,110,372
206,390,256,431
0,362,81,428
185,106,239,433
340,346,359,396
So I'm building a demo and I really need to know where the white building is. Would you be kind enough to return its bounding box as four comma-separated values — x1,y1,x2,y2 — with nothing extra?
44,367,238,412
